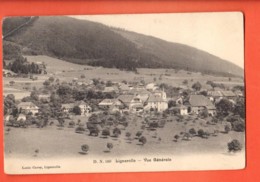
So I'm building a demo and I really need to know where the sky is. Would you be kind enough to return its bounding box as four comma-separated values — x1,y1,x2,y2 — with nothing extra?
70,12,244,68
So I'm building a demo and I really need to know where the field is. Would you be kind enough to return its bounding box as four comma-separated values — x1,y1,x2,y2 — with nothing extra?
4,113,245,159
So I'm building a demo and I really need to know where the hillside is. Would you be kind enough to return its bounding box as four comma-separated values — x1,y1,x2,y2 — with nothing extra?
3,16,243,77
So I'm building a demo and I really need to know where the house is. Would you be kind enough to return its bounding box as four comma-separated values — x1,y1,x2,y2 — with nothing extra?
61,103,74,113
17,114,26,122
75,101,91,115
221,91,236,99
17,102,39,115
98,99,117,109
207,91,223,102
38,94,51,102
144,94,168,112
187,95,216,116
109,100,125,113
3,69,17,77
61,101,91,116
117,94,143,112
128,88,151,102
119,84,130,93
103,86,119,93
179,105,188,115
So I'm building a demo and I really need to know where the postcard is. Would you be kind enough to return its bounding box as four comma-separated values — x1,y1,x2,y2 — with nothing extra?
2,12,245,174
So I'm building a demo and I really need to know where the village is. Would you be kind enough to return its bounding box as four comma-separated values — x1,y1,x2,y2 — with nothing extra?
3,57,245,158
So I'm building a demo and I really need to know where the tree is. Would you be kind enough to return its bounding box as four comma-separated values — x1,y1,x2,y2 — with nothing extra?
136,131,143,138
225,124,231,133
234,98,245,119
174,134,180,142
189,128,196,136
232,120,245,132
9,81,15,86
139,136,147,145
125,132,131,140
113,128,121,137
197,129,205,138
49,77,55,82
102,129,110,138
73,106,81,115
200,109,209,119
43,80,51,87
107,143,113,151
81,144,89,154
216,98,234,116
192,82,202,91
75,126,85,133
228,139,242,152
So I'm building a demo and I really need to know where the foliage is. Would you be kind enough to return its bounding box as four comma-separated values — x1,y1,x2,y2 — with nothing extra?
107,143,113,151
73,106,82,115
81,144,89,153
113,128,121,137
192,82,202,91
216,98,234,116
101,129,110,137
139,136,147,145
228,139,242,152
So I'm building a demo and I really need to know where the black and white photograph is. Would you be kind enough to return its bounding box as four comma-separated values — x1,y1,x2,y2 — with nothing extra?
2,12,245,174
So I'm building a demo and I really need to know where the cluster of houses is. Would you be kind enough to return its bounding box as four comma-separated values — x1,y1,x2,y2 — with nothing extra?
4,79,244,124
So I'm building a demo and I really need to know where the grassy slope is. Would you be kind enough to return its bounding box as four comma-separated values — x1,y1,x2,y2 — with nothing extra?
4,16,243,77
113,29,244,77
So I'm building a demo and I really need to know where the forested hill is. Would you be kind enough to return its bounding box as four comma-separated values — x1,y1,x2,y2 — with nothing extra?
3,16,243,77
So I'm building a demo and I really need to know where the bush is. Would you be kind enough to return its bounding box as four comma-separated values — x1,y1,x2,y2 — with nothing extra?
107,143,113,151
113,128,121,137
174,134,180,142
68,121,75,128
189,128,196,136
139,136,147,145
102,129,110,138
81,144,89,154
228,139,242,152
136,131,143,138
232,121,245,132
75,126,85,133
225,125,231,133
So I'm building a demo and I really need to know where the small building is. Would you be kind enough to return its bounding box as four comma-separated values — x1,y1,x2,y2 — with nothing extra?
75,101,91,116
221,91,236,99
3,69,17,77
187,95,216,116
119,84,130,93
61,103,74,113
17,114,26,122
180,105,188,115
17,102,39,115
98,99,117,110
38,94,51,102
117,94,143,112
103,86,119,93
144,95,168,112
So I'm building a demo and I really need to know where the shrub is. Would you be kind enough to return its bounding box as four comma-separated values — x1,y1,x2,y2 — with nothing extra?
107,143,113,151
174,134,180,142
81,144,89,154
232,121,245,132
102,129,110,138
189,128,196,136
75,126,85,133
225,125,231,133
136,131,143,138
113,128,121,137
68,121,75,128
228,139,242,152
139,136,147,145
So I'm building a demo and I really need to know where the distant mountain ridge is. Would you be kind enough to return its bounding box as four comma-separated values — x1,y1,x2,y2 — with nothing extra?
3,16,243,77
